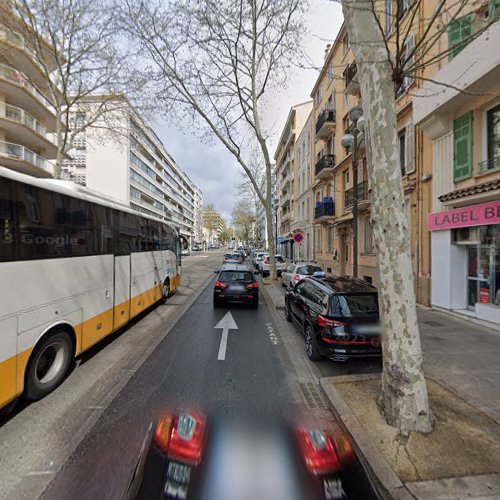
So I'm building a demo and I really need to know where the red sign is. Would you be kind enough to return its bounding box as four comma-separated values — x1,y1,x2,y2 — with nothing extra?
479,288,490,304
428,200,500,231
293,232,304,244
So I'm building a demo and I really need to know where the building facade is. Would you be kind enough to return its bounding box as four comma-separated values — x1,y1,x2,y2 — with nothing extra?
202,208,226,244
193,186,204,245
61,98,201,244
0,14,58,178
415,3,500,324
274,101,313,259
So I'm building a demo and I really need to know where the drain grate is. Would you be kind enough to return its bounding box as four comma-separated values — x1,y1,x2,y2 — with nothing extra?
299,382,327,410
423,320,444,327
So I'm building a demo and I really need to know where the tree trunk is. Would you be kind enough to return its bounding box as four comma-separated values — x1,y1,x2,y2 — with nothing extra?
54,111,64,179
341,0,432,434
265,160,277,280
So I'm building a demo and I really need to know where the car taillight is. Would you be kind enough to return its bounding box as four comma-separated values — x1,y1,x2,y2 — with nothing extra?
153,412,206,466
296,429,340,475
293,275,301,282
318,315,345,328
215,280,228,289
246,282,258,289
264,259,269,264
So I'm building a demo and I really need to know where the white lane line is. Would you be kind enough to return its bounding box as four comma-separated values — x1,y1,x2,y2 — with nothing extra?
214,311,238,361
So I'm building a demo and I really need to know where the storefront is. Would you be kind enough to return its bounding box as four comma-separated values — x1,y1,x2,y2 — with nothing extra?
430,200,500,324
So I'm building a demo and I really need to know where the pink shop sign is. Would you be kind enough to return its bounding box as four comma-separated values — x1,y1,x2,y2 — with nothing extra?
428,200,500,231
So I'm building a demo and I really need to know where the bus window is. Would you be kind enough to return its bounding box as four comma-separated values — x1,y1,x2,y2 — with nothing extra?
0,180,15,261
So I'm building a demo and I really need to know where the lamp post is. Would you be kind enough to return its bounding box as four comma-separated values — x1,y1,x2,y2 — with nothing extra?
341,105,364,279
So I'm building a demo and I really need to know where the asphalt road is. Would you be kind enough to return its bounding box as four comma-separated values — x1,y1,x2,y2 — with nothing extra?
41,273,303,500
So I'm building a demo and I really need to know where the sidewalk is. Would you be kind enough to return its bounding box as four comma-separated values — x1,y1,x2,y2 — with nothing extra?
263,279,500,498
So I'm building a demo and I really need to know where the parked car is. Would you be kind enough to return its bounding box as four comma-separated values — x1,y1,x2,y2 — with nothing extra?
281,262,325,288
213,264,259,308
260,254,287,277
181,248,190,256
223,253,243,264
284,277,381,361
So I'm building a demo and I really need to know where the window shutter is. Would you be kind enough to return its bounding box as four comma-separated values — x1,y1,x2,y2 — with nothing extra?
404,33,416,88
489,0,500,21
405,121,415,174
453,112,473,181
448,14,474,60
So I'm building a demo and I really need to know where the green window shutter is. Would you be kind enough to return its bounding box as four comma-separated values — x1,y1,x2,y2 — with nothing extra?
448,14,474,60
453,112,473,182
489,0,500,21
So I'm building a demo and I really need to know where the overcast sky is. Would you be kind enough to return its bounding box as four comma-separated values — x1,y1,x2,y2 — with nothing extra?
155,1,343,224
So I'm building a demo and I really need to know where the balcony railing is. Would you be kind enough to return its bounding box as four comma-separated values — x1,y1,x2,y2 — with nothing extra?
478,156,500,174
1,103,46,136
0,62,53,110
345,181,369,208
315,109,336,135
0,139,49,172
345,62,358,88
314,198,335,219
315,154,335,176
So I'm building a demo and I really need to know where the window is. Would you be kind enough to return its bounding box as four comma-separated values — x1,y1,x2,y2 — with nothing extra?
297,265,323,276
453,112,473,181
487,104,500,169
344,239,349,262
363,215,374,254
327,226,334,253
385,0,393,33
399,130,406,176
330,294,378,317
344,170,350,189
364,275,373,284
448,14,474,61
405,121,415,174
327,63,334,84
342,33,349,55
397,0,411,20
489,0,500,20
315,226,322,252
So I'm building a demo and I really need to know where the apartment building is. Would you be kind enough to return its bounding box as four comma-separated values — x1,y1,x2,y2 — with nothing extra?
202,208,226,244
0,14,58,178
414,1,500,324
193,186,203,244
61,97,201,244
274,101,313,259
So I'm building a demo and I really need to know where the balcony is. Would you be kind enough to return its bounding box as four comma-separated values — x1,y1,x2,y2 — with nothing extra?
478,156,500,175
0,140,52,177
0,63,55,126
281,171,290,191
345,181,369,210
315,154,335,179
344,62,360,95
280,190,290,207
315,109,336,140
314,198,335,223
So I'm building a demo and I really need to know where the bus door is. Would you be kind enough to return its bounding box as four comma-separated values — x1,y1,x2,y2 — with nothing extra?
113,255,131,330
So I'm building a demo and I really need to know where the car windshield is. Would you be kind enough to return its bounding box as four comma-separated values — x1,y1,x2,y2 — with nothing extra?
276,256,284,262
219,271,253,282
330,294,379,317
296,265,322,275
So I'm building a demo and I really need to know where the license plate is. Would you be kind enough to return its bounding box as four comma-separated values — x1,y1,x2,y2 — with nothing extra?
355,325,380,334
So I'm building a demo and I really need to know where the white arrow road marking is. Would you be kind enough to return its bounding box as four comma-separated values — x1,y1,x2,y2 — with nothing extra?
214,311,239,360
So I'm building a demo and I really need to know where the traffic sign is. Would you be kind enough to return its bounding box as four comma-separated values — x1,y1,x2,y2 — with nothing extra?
293,232,304,244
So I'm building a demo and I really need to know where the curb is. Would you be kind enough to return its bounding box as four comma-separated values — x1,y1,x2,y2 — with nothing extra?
319,375,415,500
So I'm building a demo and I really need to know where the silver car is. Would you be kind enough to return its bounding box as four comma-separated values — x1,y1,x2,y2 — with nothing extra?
281,262,326,287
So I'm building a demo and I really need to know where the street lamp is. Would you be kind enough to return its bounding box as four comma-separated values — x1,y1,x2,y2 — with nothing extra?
341,105,364,279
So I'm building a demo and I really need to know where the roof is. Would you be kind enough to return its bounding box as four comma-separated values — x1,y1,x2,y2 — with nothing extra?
309,276,377,293
438,179,500,203
0,166,177,230
220,264,252,272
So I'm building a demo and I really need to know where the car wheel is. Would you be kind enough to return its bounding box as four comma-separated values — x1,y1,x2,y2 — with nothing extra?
285,299,292,322
25,329,73,400
160,278,170,304
305,325,322,361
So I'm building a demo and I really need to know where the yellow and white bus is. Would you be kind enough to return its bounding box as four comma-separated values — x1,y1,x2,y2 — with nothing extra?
0,167,184,409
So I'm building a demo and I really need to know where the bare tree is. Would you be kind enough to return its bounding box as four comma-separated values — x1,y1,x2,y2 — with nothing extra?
232,199,257,245
121,0,306,280
0,0,144,177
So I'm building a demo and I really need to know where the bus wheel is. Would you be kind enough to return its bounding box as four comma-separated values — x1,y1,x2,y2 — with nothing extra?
160,279,170,304
25,330,73,401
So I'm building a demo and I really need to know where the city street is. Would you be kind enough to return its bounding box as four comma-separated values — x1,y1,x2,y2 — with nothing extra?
0,252,380,499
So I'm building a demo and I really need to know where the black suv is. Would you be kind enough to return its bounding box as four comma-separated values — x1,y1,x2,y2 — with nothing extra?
285,277,381,361
214,264,259,308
